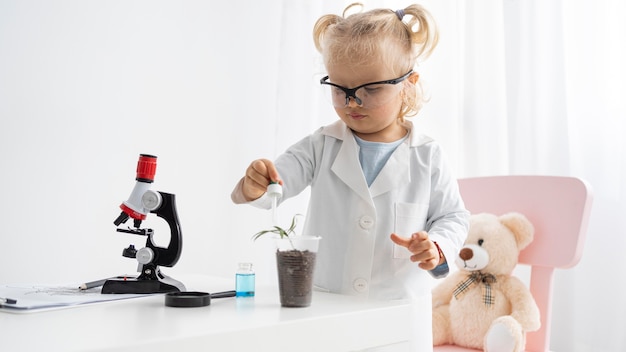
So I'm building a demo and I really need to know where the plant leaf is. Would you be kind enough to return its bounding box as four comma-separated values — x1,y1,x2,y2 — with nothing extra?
251,214,303,241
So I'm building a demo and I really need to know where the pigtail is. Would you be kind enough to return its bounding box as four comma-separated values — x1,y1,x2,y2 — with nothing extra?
313,14,342,53
400,4,439,61
342,2,364,18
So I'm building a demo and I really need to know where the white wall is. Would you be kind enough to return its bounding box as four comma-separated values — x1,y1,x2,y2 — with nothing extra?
0,0,308,287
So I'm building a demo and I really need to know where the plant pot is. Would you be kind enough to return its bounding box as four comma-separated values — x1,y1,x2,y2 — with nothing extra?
274,236,321,308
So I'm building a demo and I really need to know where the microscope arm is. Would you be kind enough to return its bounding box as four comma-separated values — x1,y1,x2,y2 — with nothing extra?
146,191,182,268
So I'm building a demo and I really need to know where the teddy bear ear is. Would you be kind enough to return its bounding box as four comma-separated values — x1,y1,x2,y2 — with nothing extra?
499,212,535,250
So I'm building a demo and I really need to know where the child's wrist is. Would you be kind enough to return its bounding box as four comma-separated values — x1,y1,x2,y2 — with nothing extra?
433,241,446,265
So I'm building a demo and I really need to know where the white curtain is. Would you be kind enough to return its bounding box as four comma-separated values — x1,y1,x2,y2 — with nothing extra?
460,2,625,350
276,1,626,351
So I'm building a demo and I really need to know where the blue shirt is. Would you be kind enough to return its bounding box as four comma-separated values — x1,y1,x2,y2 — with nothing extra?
354,135,406,186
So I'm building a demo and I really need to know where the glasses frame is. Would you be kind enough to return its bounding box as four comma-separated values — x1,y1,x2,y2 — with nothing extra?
319,70,413,107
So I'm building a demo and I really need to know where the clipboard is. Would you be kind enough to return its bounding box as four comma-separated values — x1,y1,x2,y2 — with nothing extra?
0,284,153,313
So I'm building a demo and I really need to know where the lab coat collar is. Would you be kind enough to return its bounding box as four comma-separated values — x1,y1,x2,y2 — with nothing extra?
325,122,372,204
321,120,433,200
321,120,433,147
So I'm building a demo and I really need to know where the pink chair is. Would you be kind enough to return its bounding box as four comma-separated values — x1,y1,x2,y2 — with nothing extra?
434,175,593,352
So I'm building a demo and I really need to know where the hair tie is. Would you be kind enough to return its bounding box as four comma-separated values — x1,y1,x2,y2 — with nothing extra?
395,9,405,20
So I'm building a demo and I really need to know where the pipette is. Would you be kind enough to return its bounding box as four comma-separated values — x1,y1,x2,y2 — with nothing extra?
267,182,282,225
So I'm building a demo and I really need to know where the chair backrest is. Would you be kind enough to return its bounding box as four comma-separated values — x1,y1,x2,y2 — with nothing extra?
457,176,593,352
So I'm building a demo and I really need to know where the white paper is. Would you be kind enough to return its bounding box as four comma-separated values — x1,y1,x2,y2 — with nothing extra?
0,284,152,313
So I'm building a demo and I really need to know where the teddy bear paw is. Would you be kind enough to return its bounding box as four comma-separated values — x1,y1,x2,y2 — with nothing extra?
484,320,519,352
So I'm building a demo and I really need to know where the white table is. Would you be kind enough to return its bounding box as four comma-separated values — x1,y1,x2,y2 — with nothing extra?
0,275,422,351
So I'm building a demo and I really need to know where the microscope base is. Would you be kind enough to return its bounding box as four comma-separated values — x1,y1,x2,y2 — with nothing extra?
101,275,185,294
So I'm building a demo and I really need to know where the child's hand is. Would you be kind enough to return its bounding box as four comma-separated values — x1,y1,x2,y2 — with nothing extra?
242,159,282,201
390,231,442,271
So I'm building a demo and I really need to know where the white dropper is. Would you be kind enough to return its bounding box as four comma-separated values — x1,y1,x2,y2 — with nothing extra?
267,182,283,225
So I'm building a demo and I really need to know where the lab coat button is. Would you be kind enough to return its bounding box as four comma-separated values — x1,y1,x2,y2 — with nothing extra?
353,278,369,293
359,216,374,229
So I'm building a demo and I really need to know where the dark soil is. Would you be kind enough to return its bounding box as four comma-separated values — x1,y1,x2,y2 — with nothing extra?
276,249,317,307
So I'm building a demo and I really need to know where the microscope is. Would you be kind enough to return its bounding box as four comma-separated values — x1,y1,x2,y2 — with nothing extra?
102,154,186,294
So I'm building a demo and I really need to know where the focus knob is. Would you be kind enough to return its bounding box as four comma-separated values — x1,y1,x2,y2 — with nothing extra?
136,247,155,265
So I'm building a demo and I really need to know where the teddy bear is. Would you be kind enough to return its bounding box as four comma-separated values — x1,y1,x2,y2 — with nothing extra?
432,212,541,352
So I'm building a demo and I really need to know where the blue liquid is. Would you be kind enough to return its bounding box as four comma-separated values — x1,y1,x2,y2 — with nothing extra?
236,273,255,297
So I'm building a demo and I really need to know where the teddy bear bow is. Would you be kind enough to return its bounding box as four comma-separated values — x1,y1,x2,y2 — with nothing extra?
453,271,497,307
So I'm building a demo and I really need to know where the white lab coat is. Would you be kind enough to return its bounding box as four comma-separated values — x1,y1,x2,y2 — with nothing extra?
238,119,468,298
234,120,469,351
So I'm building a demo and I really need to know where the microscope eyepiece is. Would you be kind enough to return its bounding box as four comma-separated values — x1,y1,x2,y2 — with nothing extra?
136,154,157,183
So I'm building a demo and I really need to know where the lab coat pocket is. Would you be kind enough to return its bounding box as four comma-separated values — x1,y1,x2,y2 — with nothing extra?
393,202,428,259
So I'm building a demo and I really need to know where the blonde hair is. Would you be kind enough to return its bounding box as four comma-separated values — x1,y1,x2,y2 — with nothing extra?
313,3,439,119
